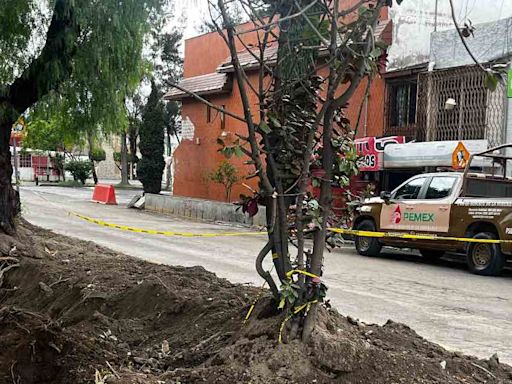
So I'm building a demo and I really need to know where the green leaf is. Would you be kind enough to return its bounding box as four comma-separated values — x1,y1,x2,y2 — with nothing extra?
484,73,499,91
234,145,244,158
259,121,271,134
269,116,282,128
222,147,233,159
370,47,382,58
278,298,286,309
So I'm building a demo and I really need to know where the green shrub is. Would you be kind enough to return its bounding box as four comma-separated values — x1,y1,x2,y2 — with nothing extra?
114,151,138,164
137,81,165,194
209,160,240,201
90,148,106,162
64,160,92,184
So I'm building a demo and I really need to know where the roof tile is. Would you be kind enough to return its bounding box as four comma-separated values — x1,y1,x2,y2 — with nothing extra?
164,72,231,100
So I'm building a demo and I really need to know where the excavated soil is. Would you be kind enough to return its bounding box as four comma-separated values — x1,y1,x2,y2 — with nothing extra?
0,219,511,384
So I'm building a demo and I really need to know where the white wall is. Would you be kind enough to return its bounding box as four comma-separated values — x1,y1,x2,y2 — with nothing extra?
388,0,512,71
18,167,34,182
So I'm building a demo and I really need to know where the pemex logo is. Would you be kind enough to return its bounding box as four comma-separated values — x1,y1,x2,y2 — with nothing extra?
391,205,402,224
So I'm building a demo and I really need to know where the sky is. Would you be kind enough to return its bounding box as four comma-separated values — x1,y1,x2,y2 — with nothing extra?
173,0,210,39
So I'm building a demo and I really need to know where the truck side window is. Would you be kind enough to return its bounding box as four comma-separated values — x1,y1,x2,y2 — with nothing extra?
425,176,457,199
394,177,426,200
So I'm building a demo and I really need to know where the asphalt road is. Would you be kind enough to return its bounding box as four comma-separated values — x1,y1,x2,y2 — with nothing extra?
20,185,512,364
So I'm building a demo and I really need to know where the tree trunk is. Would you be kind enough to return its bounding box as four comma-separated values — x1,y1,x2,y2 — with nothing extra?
90,161,98,184
121,135,129,185
120,132,129,185
0,0,78,233
302,107,336,343
128,128,138,180
165,129,172,190
0,114,20,234
87,132,98,185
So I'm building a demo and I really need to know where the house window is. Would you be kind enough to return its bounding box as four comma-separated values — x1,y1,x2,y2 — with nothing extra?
207,105,212,123
389,80,417,128
19,153,32,168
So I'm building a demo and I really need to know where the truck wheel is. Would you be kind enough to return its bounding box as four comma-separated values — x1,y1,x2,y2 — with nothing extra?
466,232,506,276
420,249,444,261
355,219,381,257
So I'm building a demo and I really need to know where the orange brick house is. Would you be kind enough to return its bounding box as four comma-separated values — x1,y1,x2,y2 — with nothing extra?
166,8,392,202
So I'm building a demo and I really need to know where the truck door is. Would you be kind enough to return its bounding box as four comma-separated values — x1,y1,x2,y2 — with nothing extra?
381,175,458,233
420,175,458,233
380,176,428,232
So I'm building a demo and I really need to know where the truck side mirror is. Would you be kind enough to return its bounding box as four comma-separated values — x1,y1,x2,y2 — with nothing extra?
380,191,391,204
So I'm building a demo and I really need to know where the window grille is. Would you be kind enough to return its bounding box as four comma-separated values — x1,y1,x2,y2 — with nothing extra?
416,66,505,147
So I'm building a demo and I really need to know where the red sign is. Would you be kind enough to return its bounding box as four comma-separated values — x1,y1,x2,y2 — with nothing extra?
9,132,23,147
355,136,405,171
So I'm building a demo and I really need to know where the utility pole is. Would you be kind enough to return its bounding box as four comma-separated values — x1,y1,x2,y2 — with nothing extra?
434,0,438,32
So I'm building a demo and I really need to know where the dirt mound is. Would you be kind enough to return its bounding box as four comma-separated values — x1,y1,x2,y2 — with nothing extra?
0,220,511,384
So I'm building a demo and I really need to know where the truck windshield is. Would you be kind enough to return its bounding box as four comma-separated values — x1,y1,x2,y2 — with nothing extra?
394,177,427,200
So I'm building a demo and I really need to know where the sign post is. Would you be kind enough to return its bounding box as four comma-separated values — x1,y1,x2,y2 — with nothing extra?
11,117,25,193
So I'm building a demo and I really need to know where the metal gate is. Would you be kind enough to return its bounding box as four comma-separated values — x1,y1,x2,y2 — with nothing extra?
416,66,506,147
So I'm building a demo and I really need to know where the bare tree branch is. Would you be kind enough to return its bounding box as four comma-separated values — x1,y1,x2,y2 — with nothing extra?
293,0,330,46
165,82,247,123
234,0,320,36
216,0,273,194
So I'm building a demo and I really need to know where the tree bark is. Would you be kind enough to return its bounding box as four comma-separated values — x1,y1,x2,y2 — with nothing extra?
0,0,77,233
120,132,129,185
87,132,98,185
0,110,20,234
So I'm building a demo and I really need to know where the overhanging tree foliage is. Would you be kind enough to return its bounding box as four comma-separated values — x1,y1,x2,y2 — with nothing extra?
138,81,165,194
196,0,395,342
0,0,165,233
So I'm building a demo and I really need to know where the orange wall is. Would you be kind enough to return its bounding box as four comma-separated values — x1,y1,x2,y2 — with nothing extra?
184,23,265,78
349,76,386,138
173,75,262,202
174,11,388,202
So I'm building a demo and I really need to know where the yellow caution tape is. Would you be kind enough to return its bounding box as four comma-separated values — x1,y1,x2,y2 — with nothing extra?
243,279,268,325
70,212,267,238
70,211,512,244
286,269,320,280
328,227,512,244
278,300,318,343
